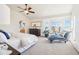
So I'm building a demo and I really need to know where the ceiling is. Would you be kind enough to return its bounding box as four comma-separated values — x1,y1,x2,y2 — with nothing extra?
7,4,72,19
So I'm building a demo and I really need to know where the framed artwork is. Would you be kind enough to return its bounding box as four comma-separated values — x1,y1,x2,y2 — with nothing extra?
31,21,41,27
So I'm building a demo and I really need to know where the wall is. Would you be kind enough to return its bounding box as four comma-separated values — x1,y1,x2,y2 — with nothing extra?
71,5,79,51
0,4,10,24
0,5,11,32
0,5,30,33
30,15,72,36
10,9,30,33
27,4,72,19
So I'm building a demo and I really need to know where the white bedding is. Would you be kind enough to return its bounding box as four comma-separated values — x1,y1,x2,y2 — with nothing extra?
6,33,38,53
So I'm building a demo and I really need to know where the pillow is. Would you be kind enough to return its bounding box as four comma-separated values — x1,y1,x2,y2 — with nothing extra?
60,31,66,37
0,33,8,43
6,32,11,37
0,30,10,39
0,36,3,43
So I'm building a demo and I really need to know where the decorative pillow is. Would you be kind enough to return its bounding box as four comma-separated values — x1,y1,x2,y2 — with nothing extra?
0,33,8,43
60,31,66,37
0,36,3,43
0,30,10,39
6,32,11,37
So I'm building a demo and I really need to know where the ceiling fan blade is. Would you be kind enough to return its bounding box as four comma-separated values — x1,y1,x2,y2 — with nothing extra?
28,7,32,10
19,11,24,12
29,11,35,13
18,7,24,10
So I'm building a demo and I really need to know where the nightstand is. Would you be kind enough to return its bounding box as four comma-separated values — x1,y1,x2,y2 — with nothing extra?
29,28,41,36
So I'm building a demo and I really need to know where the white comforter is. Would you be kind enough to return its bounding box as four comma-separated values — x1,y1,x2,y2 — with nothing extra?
7,33,38,53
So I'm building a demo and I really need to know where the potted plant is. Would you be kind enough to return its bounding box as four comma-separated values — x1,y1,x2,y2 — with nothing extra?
43,27,49,37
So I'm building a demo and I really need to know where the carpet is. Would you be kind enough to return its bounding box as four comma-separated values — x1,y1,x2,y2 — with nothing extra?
21,37,78,55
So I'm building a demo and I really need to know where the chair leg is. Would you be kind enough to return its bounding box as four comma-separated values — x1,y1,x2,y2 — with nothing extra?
65,41,66,43
50,40,52,43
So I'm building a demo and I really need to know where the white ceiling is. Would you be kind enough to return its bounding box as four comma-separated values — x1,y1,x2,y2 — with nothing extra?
7,4,72,19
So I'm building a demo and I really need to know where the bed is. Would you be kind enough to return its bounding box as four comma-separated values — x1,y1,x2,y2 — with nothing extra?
0,32,38,53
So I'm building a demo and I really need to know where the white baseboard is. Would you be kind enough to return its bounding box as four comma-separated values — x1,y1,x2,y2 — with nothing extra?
70,40,79,53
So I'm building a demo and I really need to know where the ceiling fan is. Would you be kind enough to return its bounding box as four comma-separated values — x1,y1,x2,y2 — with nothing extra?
18,4,35,15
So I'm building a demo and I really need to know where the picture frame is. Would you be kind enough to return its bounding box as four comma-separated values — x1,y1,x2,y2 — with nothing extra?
31,21,41,27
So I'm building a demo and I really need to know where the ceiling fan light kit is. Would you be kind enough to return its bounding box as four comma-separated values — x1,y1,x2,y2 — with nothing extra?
24,11,28,13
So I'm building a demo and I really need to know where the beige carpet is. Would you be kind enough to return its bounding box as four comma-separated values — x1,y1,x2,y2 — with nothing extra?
22,37,78,55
